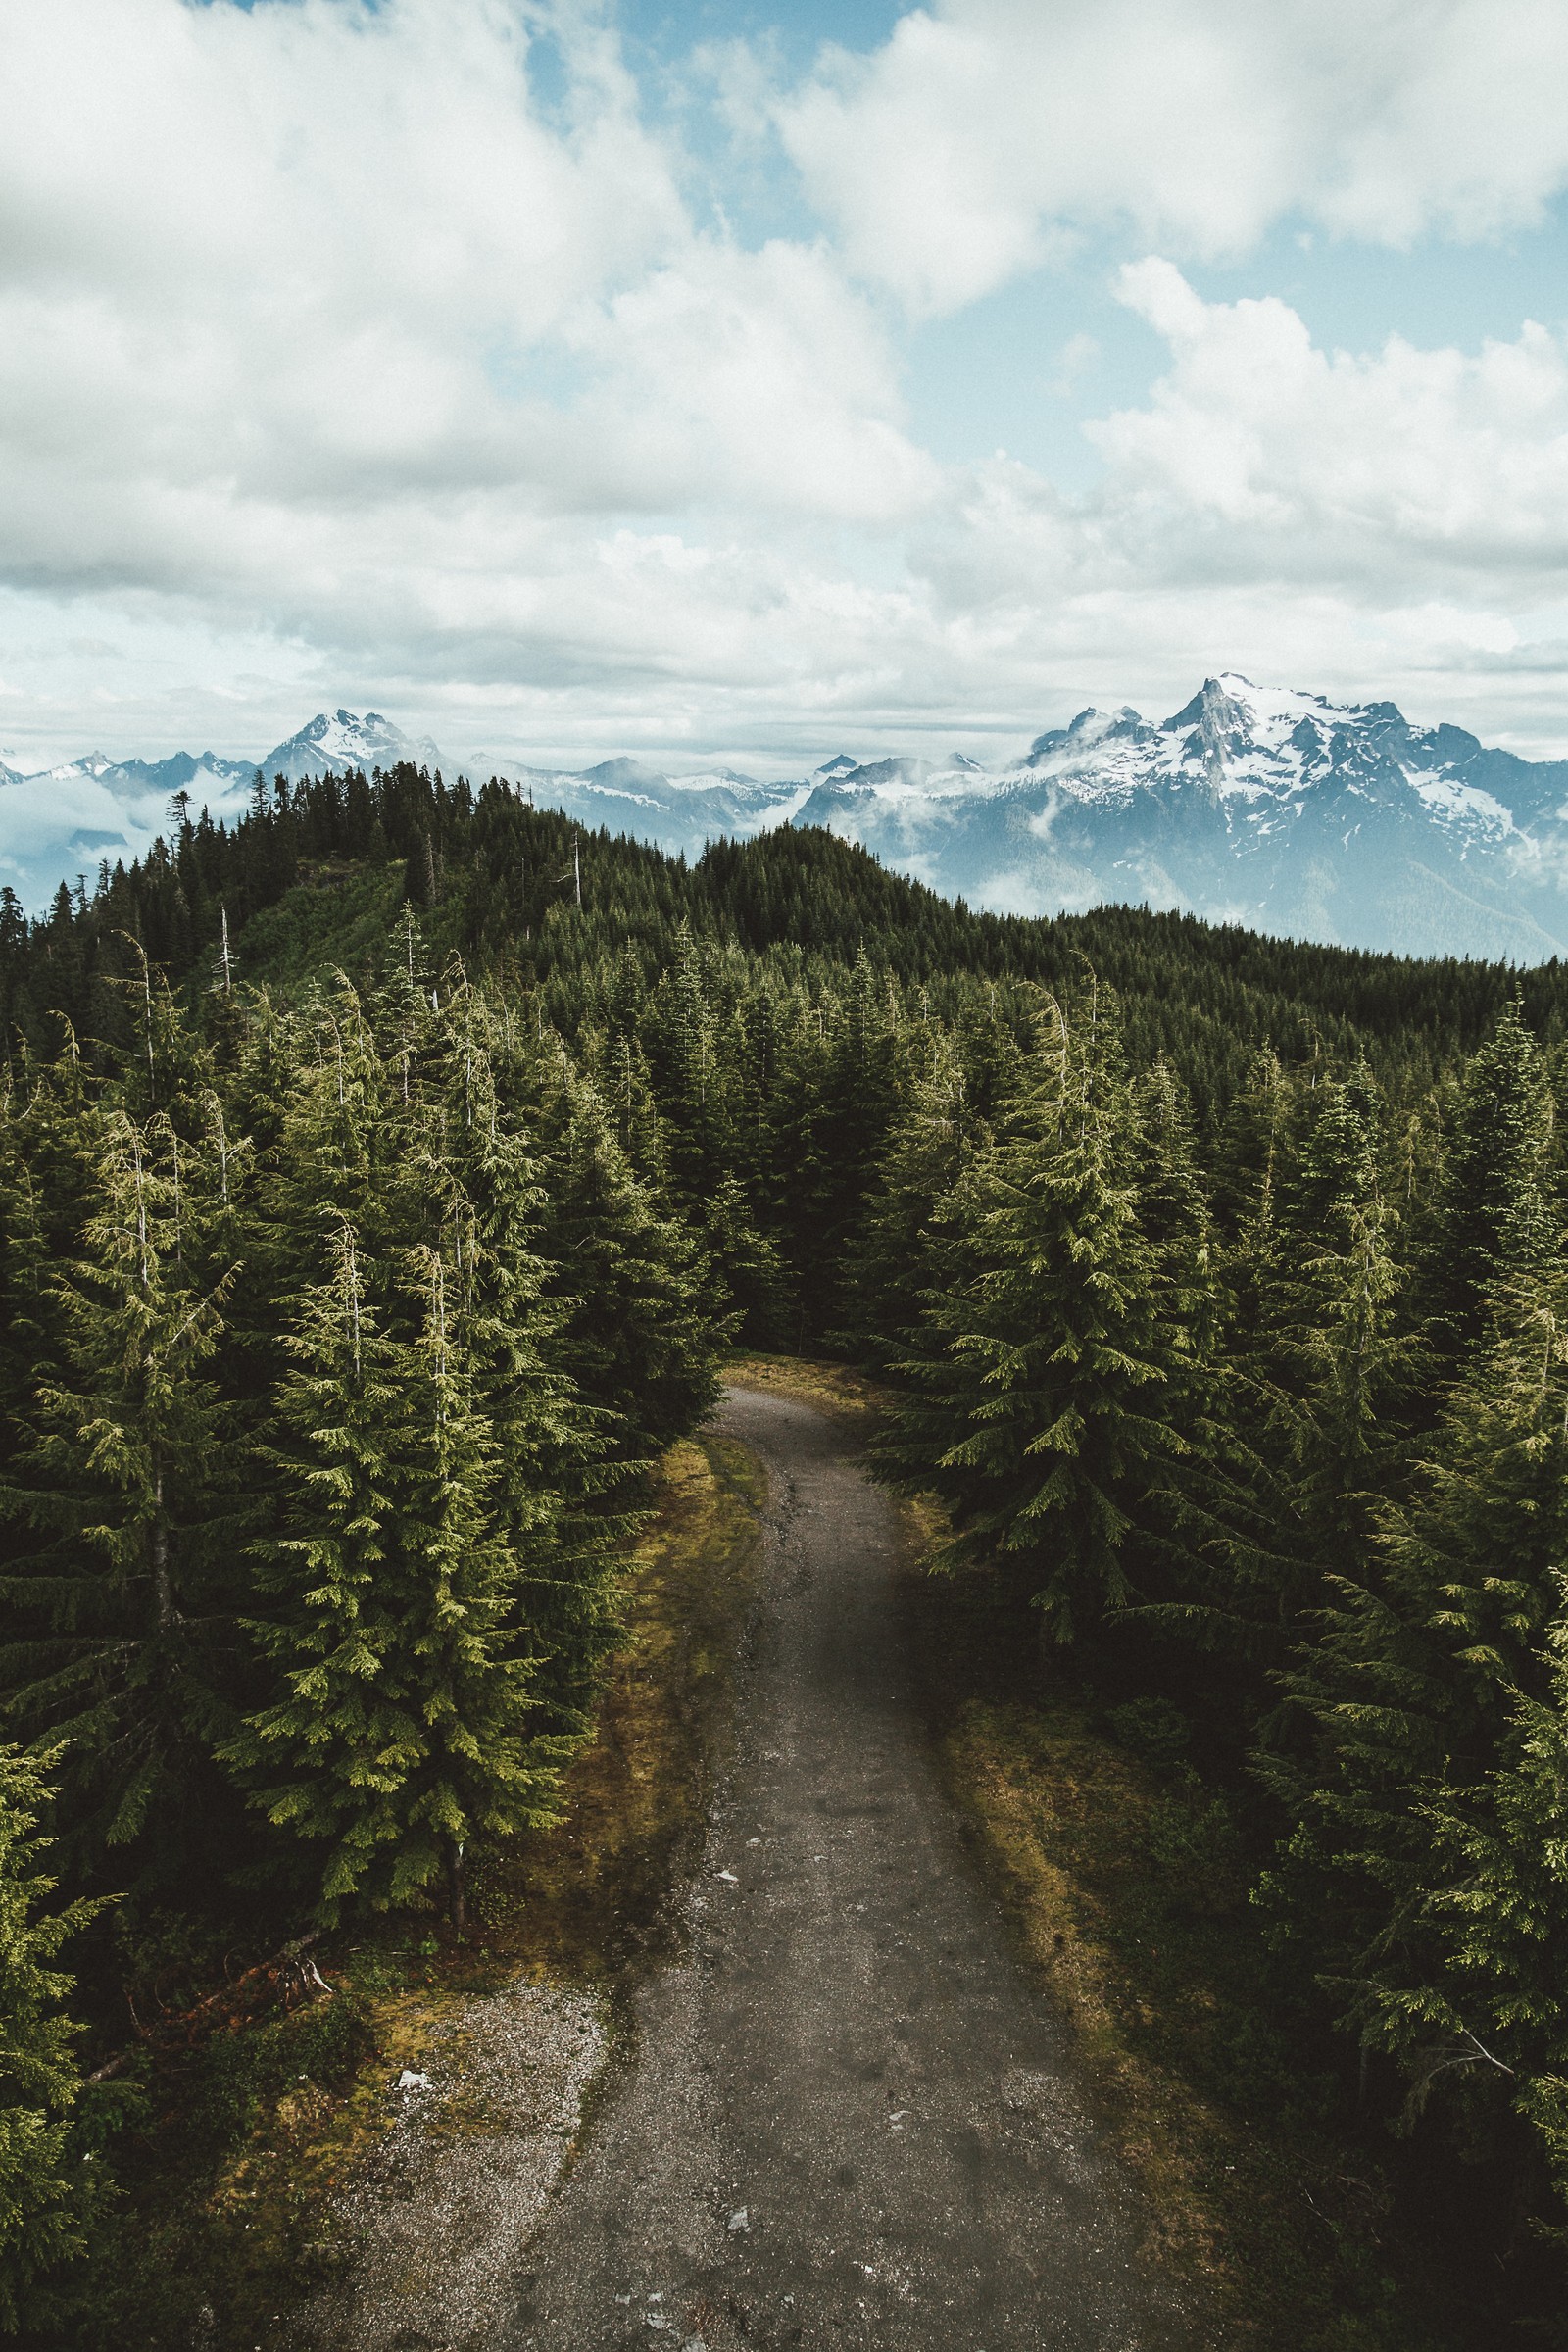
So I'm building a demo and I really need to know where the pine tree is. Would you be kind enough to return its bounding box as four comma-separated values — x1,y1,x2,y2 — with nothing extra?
879,989,1188,1641
0,1744,103,2332
425,985,629,1737
839,1024,982,1365
226,1225,559,1929
537,1066,719,1457
1263,1273,1568,2146
0,1107,240,1886
1414,1603,1568,2212
1420,1000,1554,1377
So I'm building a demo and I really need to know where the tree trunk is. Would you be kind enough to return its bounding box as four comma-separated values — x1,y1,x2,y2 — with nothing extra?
152,1447,173,1629
444,1835,466,1937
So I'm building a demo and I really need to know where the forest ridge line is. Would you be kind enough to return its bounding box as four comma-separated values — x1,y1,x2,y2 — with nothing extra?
10,670,1568,959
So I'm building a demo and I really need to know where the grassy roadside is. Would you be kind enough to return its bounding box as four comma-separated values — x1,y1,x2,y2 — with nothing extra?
905,1571,1493,2352
723,1356,1469,2352
725,1349,887,1419
58,1428,767,2352
934,1693,1461,2352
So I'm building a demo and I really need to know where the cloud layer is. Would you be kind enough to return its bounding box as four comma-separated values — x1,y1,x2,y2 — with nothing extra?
780,0,1568,312
2,0,1567,781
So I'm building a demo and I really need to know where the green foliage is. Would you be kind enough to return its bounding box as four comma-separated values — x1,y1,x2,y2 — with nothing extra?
221,1227,557,1922
1105,1694,1191,1769
0,1102,244,1889
9,761,1568,2327
0,1744,103,2331
878,990,1199,1640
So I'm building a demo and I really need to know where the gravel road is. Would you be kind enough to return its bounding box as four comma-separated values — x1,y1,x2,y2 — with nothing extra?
500,1384,1184,2352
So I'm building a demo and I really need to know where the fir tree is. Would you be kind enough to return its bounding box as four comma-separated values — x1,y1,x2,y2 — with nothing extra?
1263,1273,1568,2148
839,1024,982,1365
879,989,1188,1641
226,1224,559,1929
1420,1000,1555,1376
0,1108,240,1886
537,1066,719,1456
0,1744,103,2332
1414,1602,1568,2212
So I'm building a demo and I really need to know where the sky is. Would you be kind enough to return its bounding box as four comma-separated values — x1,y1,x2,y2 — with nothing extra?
4,0,1568,789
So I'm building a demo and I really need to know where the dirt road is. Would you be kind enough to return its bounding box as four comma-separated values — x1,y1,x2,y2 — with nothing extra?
500,1384,1182,2352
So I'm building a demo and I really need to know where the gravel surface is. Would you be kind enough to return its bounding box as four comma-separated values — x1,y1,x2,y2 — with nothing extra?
495,1384,1187,2352
298,1981,608,2352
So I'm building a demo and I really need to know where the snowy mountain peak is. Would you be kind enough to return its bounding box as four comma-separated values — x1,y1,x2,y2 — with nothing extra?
261,709,444,783
784,673,1568,961
11,678,1568,960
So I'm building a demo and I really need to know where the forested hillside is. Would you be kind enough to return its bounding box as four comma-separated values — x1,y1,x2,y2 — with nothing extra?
4,762,1568,2339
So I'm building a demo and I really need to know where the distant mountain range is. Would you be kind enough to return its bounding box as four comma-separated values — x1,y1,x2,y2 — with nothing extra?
788,675,1568,964
0,711,444,909
7,679,1568,960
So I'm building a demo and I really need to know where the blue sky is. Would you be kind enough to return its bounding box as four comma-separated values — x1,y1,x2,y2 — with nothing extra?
4,0,1568,809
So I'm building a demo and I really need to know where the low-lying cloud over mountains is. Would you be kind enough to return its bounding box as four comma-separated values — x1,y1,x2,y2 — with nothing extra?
9,677,1568,962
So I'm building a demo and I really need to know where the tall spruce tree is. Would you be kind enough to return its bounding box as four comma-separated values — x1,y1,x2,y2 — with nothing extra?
839,1024,983,1366
0,1107,241,1888
1420,1000,1554,1379
1413,1599,1568,2214
879,987,1190,1641
1262,1272,1568,2163
425,984,629,1739
225,1224,559,1929
0,1744,103,2332
537,1064,719,1457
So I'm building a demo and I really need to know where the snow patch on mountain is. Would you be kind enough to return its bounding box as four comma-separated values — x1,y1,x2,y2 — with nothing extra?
261,709,443,783
10,681,1568,959
788,674,1568,961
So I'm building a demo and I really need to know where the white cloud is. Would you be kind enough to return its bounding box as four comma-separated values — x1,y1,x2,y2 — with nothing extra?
1091,260,1568,580
777,0,1568,314
3,0,1568,801
0,0,932,607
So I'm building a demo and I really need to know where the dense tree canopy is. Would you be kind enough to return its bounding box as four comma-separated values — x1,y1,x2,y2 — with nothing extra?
5,760,1568,2327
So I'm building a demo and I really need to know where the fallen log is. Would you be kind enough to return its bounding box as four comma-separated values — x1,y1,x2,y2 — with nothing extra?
85,1933,333,2084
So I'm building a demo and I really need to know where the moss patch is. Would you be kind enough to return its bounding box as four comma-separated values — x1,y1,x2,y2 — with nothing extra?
725,1351,886,1419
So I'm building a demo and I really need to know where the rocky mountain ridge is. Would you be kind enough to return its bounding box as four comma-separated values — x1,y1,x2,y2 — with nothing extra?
789,675,1568,960
8,679,1568,958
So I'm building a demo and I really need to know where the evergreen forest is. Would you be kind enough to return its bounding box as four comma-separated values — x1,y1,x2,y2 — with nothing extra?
5,760,1568,2337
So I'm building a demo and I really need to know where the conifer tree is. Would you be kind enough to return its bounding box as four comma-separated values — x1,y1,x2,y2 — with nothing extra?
1420,1000,1554,1377
1264,1273,1568,2138
0,1743,102,2332
0,1108,240,1885
537,1066,719,1456
226,1224,559,1929
424,985,628,1735
840,1025,981,1364
879,988,1188,1641
1414,1604,1568,2211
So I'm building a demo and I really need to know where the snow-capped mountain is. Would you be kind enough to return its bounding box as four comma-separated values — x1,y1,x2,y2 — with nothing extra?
260,708,445,784
0,711,443,907
0,747,258,908
9,681,1568,959
790,675,1568,962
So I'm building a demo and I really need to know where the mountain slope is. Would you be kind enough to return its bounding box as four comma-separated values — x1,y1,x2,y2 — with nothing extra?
480,755,805,861
790,676,1568,961
9,681,1568,958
